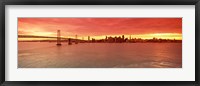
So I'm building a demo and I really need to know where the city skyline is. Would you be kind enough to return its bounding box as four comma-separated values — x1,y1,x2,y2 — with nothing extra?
18,18,182,41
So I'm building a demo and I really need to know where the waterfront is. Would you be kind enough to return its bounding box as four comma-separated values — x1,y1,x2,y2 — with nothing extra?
18,42,182,68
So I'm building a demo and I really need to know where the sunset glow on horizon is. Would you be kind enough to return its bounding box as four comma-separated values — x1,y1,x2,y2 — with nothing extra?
18,18,182,40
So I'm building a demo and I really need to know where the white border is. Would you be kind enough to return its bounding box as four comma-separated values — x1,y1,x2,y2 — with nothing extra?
5,5,195,81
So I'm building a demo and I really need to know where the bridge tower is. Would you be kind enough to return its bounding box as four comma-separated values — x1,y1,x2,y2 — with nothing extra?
56,30,62,46
68,38,72,45
88,36,90,42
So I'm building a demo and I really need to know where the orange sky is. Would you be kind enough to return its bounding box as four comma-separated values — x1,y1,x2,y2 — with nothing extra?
18,18,182,40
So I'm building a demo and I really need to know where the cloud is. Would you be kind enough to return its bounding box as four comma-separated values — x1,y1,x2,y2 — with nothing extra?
18,18,182,37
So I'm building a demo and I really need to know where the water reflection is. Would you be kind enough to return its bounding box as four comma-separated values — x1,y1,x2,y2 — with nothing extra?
18,42,182,68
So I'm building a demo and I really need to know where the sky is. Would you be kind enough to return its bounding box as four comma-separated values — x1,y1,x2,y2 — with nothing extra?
18,18,182,40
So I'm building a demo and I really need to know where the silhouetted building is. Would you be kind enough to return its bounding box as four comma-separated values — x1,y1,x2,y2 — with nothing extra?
92,38,96,42
122,35,124,39
105,36,108,42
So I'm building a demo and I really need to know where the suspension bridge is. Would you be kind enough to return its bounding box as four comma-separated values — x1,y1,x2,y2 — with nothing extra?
18,30,88,46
